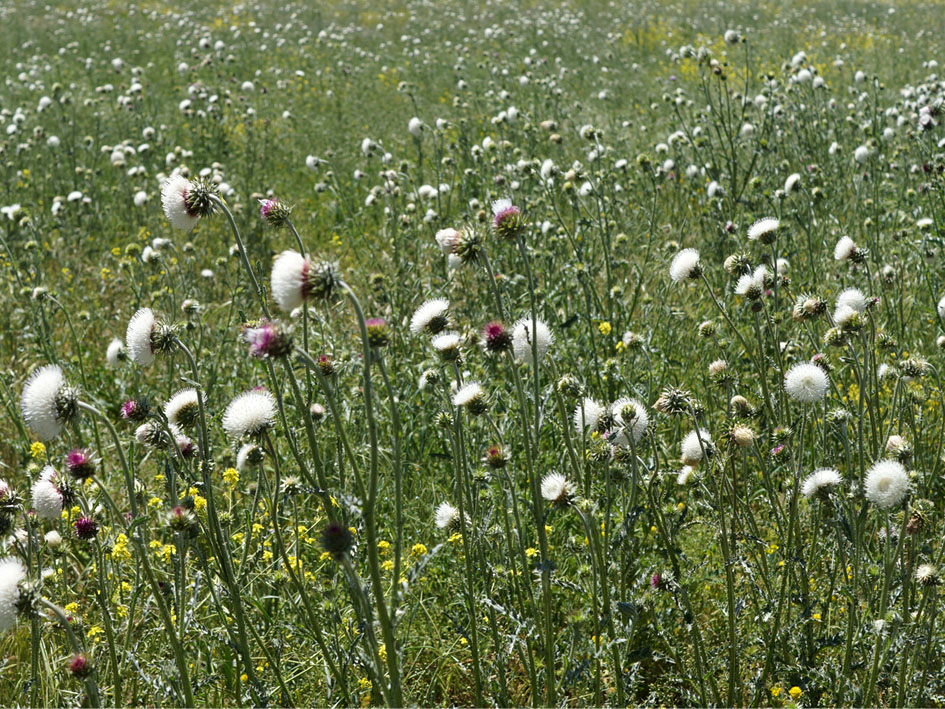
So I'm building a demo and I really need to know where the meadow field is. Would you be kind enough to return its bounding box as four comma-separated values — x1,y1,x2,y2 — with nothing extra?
2,0,945,705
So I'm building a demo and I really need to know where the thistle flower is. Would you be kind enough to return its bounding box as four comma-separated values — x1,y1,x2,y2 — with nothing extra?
669,248,702,283
161,174,215,231
24,368,79,448
73,516,98,540
512,316,553,364
801,468,842,500
321,522,354,561
120,398,150,422
747,217,780,244
483,444,510,469
784,362,829,403
915,564,940,587
126,308,157,366
106,338,126,367
836,288,867,314
865,460,909,509
242,320,292,359
681,429,714,466
0,557,26,633
66,449,96,481
236,442,264,471
365,318,390,348
432,331,463,361
164,388,200,429
434,501,461,531
540,472,575,505
452,381,488,415
654,387,693,416
410,299,450,335
610,397,648,446
258,198,292,228
434,228,461,256
135,421,171,450
491,198,524,239
481,320,512,353
222,390,276,440
833,236,859,261
31,467,66,521
270,251,341,312
69,654,93,679
793,294,826,321
573,397,603,434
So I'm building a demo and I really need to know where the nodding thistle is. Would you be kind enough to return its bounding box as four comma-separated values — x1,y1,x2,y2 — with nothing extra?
365,318,391,349
320,522,354,561
258,197,292,228
20,365,79,442
243,320,293,359
654,387,693,416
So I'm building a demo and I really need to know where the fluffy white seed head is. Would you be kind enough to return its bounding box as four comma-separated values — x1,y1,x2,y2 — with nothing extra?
0,557,26,633
236,443,263,472
801,468,842,499
21,365,72,441
512,316,553,365
452,381,484,407
161,174,199,231
669,248,701,283
126,307,156,366
784,363,829,403
222,390,276,439
865,460,909,509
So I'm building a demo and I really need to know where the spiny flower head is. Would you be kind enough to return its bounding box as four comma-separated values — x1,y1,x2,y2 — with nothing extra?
865,460,910,509
106,338,126,367
242,319,293,359
120,398,150,422
365,318,390,348
784,362,829,403
681,429,714,466
793,294,826,321
270,251,341,312
21,364,78,441
654,387,693,416
161,174,216,232
432,331,463,361
747,217,780,244
512,316,553,365
915,564,940,587
73,516,98,540
126,308,157,366
321,522,354,561
801,468,842,500
452,381,488,415
69,654,93,678
258,197,292,228
610,398,649,447
481,320,512,353
0,557,27,633
222,390,276,440
669,248,701,283
410,299,450,335
164,388,200,429
66,449,96,481
434,502,462,531
483,444,510,469
491,198,524,240
540,472,575,506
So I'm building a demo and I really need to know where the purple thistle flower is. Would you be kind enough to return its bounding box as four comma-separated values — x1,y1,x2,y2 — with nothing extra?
66,449,96,480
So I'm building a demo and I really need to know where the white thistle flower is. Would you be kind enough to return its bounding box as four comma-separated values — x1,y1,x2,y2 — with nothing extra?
669,248,701,283
676,466,696,485
160,174,199,231
106,337,126,367
801,468,842,499
836,288,867,313
540,472,574,504
31,467,64,521
0,557,26,633
784,363,829,403
222,390,276,439
236,443,263,472
864,460,909,509
747,217,779,241
834,236,857,261
680,429,713,466
164,388,200,428
21,365,76,441
573,397,603,434
270,250,309,312
512,316,553,365
126,307,156,366
610,397,649,446
784,173,801,194
434,501,461,530
410,299,450,335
